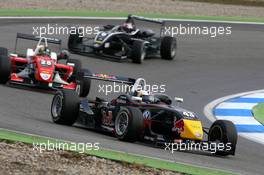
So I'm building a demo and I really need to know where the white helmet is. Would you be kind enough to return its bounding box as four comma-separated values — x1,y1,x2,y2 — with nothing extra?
35,45,45,55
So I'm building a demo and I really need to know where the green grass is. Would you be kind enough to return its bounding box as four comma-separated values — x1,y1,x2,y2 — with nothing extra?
184,0,264,7
0,129,235,175
253,103,264,125
0,9,264,23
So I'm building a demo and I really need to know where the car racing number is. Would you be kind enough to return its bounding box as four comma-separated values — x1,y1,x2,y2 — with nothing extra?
40,60,52,66
182,111,195,118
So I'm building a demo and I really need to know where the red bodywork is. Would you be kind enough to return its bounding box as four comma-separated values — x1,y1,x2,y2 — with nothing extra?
9,54,76,90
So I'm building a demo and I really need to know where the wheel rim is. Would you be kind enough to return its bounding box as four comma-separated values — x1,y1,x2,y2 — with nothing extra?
115,111,129,136
210,126,223,143
52,94,63,119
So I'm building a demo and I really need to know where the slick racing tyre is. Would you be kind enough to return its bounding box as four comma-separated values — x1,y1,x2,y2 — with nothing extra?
160,36,177,60
208,120,237,156
131,41,146,64
0,47,8,56
114,107,144,142
75,68,91,97
68,32,83,51
67,58,82,83
0,54,11,84
51,90,80,126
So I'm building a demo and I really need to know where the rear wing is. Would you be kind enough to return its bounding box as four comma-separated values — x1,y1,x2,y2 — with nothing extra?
16,33,62,44
128,14,165,25
127,15,165,36
14,33,62,53
81,72,136,85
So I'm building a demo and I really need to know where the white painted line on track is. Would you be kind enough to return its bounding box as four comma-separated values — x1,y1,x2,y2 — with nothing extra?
239,133,264,145
216,102,257,109
242,93,264,98
215,116,262,125
0,16,264,25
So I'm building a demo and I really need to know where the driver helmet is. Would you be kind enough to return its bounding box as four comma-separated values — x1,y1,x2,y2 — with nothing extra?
136,90,155,103
122,22,134,32
37,45,45,55
37,45,50,56
136,89,149,97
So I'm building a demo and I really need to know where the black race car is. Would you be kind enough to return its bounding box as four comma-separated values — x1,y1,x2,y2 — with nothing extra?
68,15,177,64
51,73,237,156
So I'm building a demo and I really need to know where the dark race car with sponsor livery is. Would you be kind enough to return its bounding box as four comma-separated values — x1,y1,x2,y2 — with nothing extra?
0,33,91,97
68,15,177,64
51,73,237,156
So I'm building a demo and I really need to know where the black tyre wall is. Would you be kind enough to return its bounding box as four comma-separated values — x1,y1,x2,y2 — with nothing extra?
209,120,237,156
131,41,146,64
77,68,91,97
160,36,177,60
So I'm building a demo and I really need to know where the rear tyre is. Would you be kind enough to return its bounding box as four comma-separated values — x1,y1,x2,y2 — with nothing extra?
51,90,80,126
208,120,237,156
114,107,144,142
76,68,91,97
0,47,8,56
131,41,146,64
68,32,83,51
0,54,11,84
160,36,177,60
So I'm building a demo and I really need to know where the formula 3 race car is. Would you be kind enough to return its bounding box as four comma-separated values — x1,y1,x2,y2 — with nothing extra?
51,74,238,156
0,33,91,97
68,15,177,64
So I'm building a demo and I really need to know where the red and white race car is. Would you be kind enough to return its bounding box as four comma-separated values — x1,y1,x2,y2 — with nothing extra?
0,33,91,97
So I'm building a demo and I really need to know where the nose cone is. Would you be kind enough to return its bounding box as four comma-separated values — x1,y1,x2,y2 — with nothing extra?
36,69,53,82
40,72,52,81
180,119,203,141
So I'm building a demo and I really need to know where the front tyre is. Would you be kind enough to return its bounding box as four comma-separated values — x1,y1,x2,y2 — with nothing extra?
51,90,80,126
0,54,11,84
131,41,146,64
160,36,177,60
114,107,144,142
208,120,237,156
75,69,91,97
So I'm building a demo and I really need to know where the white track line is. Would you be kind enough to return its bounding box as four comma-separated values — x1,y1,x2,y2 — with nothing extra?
242,93,264,98
239,133,264,145
0,16,263,25
215,116,261,125
216,102,257,109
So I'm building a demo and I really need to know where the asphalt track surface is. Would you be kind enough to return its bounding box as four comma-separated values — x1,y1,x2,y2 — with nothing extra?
0,19,264,175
